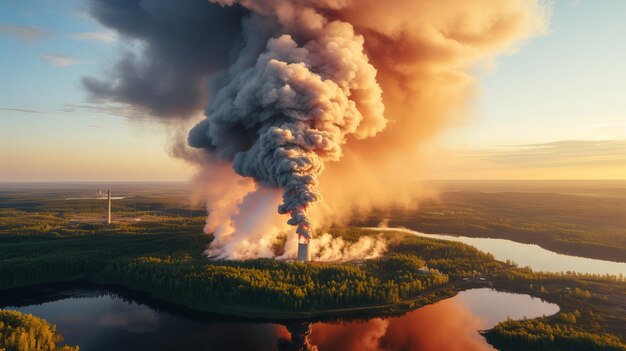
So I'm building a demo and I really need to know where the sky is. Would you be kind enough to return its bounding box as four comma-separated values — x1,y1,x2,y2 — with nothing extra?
0,0,625,181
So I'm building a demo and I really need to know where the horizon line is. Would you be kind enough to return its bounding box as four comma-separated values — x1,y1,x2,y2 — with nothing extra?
2,179,626,184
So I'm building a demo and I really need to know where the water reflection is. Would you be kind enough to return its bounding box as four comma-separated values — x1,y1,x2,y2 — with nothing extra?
278,323,316,351
299,289,558,351
309,300,491,351
0,283,558,351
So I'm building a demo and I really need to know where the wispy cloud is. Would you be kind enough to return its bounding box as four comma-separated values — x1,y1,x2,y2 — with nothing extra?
573,122,626,131
426,139,626,179
62,103,158,121
40,54,82,67
0,107,42,114
0,24,48,42
70,31,116,43
471,140,626,168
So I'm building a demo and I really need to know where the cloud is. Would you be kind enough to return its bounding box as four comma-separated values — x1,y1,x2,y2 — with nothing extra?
40,54,82,67
451,139,626,169
0,24,47,42
81,0,246,119
0,107,42,114
571,122,626,139
423,139,626,179
62,103,161,121
70,31,116,43
575,122,626,130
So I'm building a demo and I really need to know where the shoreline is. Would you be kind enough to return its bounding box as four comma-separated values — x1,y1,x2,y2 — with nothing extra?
0,277,486,322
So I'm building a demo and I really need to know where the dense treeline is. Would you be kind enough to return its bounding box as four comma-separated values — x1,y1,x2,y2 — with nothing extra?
385,232,505,278
497,268,626,336
98,253,449,311
0,233,211,289
485,268,626,351
0,226,505,312
0,229,459,311
0,310,78,351
485,318,626,351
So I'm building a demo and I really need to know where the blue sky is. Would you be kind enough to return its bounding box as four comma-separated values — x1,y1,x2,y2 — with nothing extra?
443,0,626,147
1,0,625,181
0,0,185,181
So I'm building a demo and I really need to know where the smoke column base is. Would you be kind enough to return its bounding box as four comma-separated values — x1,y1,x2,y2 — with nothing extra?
297,242,310,262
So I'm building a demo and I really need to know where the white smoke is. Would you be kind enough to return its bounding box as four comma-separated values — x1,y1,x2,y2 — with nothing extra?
198,166,387,260
307,233,387,261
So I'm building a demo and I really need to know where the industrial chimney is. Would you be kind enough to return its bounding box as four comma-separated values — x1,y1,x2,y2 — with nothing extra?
107,190,112,224
297,235,310,262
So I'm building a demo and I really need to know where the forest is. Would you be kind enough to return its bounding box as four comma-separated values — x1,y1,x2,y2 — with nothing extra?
486,318,625,351
354,180,626,262
0,184,625,350
0,310,78,351
485,267,626,351
0,227,624,350
0,229,490,312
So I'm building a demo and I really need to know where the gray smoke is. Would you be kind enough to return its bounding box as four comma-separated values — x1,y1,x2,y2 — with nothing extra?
84,0,385,246
82,0,246,118
83,0,545,259
188,3,385,241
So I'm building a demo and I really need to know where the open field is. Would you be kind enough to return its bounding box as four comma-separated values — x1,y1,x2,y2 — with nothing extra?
0,182,206,237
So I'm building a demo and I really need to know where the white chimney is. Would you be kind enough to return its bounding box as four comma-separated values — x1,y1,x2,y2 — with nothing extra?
107,190,112,224
297,235,310,262
297,243,310,262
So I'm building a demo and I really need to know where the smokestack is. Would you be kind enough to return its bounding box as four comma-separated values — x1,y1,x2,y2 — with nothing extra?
297,235,310,262
107,190,112,224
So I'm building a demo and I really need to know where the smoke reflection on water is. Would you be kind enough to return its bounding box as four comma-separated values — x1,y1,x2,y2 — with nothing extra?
3,286,557,351
306,298,492,351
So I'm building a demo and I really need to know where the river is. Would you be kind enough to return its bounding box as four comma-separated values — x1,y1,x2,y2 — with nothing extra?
369,227,626,276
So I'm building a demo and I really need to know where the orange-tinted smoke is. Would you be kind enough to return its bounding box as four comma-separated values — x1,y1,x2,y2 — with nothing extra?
310,0,549,227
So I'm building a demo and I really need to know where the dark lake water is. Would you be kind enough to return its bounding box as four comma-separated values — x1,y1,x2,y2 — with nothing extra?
0,283,558,351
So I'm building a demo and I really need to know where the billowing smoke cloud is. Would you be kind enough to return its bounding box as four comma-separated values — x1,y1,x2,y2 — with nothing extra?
188,3,385,244
85,0,548,259
83,0,246,118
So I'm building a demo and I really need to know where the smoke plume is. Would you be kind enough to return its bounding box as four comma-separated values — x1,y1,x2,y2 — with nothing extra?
188,2,385,245
85,0,548,260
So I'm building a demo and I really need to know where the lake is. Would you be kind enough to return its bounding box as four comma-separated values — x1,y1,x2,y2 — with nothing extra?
0,283,558,351
369,227,626,276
